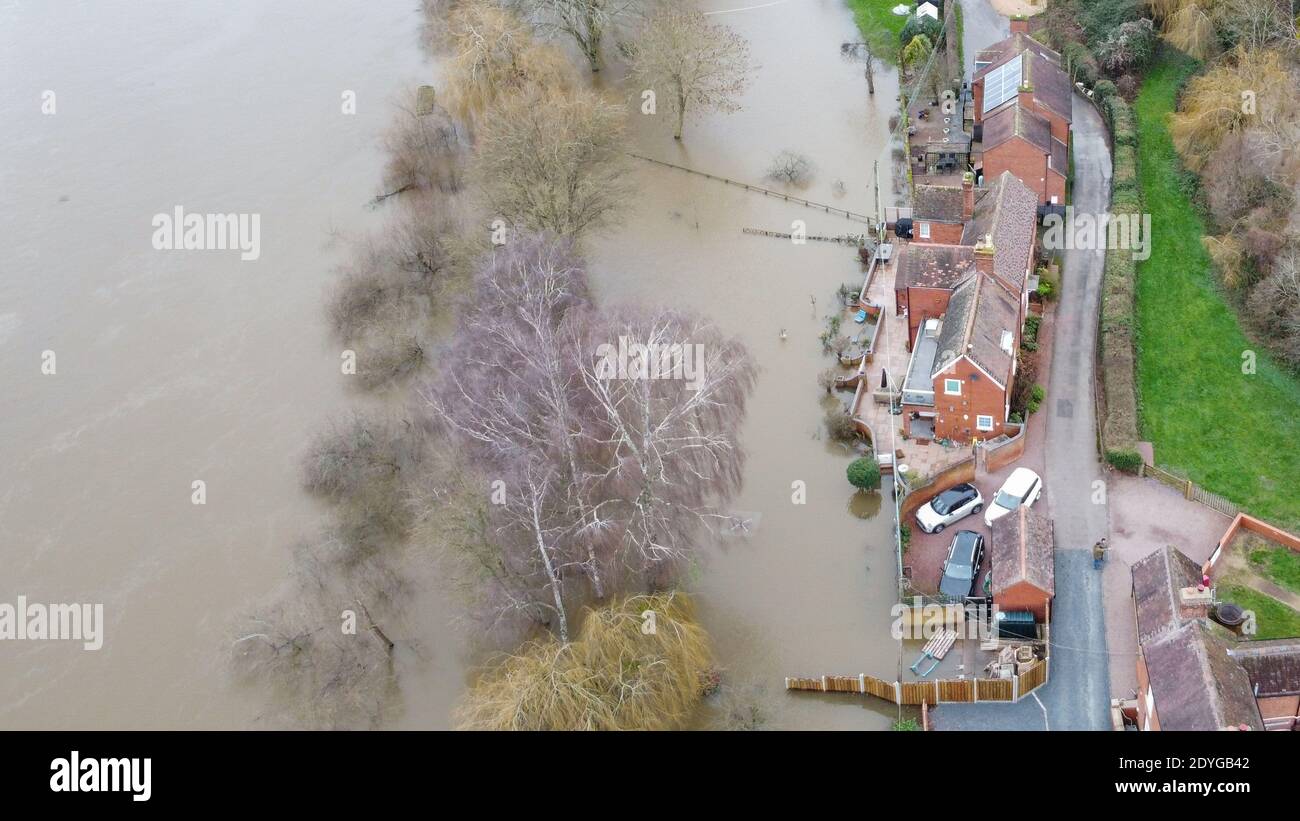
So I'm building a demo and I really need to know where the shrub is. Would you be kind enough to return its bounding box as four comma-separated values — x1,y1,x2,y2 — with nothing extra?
1092,79,1117,101
825,410,859,443
847,456,881,490
893,717,921,731
1105,449,1143,474
1027,384,1046,414
899,15,942,46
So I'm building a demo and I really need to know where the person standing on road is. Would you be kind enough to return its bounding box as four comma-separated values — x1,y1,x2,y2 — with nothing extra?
1093,538,1108,569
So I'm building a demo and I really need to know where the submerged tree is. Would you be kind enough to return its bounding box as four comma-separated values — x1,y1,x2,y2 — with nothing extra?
625,7,754,140
455,591,713,730
417,233,757,641
441,0,575,126
525,0,639,72
471,87,633,240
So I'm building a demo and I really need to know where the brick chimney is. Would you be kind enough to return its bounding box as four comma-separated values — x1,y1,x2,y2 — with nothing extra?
974,233,995,276
962,171,975,220
1009,15,1029,35
1018,84,1035,111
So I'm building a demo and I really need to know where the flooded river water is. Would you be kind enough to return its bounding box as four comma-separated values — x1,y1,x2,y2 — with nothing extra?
2,0,905,729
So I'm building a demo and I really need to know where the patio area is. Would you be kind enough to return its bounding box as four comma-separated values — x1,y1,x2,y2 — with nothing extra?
849,242,972,479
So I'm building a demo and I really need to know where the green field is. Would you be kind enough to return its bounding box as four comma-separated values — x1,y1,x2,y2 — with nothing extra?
1133,52,1300,527
1218,584,1300,641
846,0,910,59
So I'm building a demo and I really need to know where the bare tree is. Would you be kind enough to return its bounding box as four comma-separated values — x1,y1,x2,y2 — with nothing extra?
416,234,758,640
380,88,465,200
841,41,877,95
524,0,639,72
625,7,754,140
766,150,815,186
442,0,575,126
577,305,757,586
470,87,633,240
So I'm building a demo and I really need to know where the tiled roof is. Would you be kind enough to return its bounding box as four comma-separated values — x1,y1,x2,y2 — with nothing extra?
1143,622,1264,731
962,171,1039,292
1229,639,1300,698
913,184,965,223
897,243,976,290
1131,545,1205,644
983,103,1052,153
974,32,1061,77
989,505,1054,597
978,48,1072,125
931,273,1018,387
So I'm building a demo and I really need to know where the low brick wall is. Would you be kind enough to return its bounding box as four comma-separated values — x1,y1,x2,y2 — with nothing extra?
901,458,976,522
1207,513,1300,574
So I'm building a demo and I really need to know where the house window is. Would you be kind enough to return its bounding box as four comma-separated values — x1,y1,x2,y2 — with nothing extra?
918,222,931,239
944,378,961,396
976,415,994,431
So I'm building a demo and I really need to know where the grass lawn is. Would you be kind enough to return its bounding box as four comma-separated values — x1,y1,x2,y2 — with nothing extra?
846,0,909,60
1218,584,1300,641
1247,544,1300,596
1133,51,1300,528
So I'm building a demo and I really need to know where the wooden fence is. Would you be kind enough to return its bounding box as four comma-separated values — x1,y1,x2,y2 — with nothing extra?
785,659,1049,705
628,153,876,224
1139,463,1240,518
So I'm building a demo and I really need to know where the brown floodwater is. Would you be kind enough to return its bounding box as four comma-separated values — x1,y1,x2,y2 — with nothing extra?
2,0,908,729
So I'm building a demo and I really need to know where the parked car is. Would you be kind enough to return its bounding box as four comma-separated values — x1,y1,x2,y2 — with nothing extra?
939,530,985,600
983,467,1043,526
915,482,984,534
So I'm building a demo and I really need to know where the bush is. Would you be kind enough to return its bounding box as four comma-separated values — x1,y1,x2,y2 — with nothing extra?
825,410,859,443
846,456,881,490
1092,79,1117,101
893,717,921,731
1027,384,1046,414
899,15,942,46
1105,449,1144,474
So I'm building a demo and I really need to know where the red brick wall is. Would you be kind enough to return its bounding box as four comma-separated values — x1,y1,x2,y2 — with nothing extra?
1257,695,1299,731
985,138,1051,204
932,357,1010,442
1136,653,1161,731
912,221,964,244
906,286,955,347
995,581,1050,621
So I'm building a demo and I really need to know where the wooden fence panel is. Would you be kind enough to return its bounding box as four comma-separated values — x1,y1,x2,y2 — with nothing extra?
824,675,861,694
900,681,937,705
937,679,973,703
977,677,1014,702
863,676,897,702
1018,662,1047,696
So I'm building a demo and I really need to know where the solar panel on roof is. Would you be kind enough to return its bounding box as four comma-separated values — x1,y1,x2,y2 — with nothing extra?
982,53,1023,115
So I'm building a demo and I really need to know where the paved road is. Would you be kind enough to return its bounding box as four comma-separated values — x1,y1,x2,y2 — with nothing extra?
936,92,1115,730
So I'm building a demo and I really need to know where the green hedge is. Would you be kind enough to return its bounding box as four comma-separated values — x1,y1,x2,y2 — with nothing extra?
1097,88,1143,460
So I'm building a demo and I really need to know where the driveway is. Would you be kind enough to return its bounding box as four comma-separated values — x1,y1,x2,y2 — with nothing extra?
934,92,1114,730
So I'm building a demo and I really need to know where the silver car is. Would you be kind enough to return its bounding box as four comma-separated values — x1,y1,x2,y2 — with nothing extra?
915,483,984,534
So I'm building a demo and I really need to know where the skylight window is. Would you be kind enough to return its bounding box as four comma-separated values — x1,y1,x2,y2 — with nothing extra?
982,53,1023,115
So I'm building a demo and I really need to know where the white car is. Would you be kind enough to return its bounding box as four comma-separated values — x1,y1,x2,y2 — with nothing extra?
915,482,984,534
983,467,1043,526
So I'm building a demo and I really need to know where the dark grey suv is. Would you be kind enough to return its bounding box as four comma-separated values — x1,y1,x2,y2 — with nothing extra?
939,530,985,600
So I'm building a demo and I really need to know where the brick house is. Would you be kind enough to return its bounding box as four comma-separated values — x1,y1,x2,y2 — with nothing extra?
989,505,1054,620
973,19,1061,77
981,104,1067,206
893,243,974,346
1229,640,1300,731
911,173,976,245
1130,545,1267,731
973,23,1071,148
901,273,1020,442
962,170,1040,323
